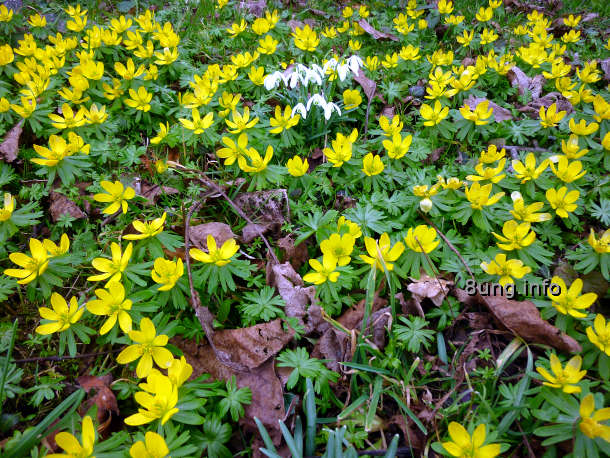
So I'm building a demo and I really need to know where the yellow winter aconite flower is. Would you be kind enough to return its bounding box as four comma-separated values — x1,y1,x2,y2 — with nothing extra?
587,314,610,356
536,354,586,394
550,157,586,183
475,6,493,22
481,253,531,286
115,58,146,80
4,238,49,284
480,28,499,45
124,86,153,112
49,103,86,129
36,293,84,335
151,258,183,291
588,229,610,254
438,0,454,14
88,242,133,283
248,66,265,86
512,153,549,183
286,156,309,177
154,47,178,66
510,199,551,223
560,135,588,159
548,276,597,318
226,19,247,37
117,317,174,378
103,78,124,100
44,233,70,257
225,107,258,134
360,233,405,272
217,133,252,165
546,187,579,218
180,109,214,135
238,145,273,173
343,89,362,110
383,133,412,160
460,100,493,125
87,281,133,335
337,216,362,239
464,182,504,210
28,13,47,28
420,100,449,126
0,193,15,222
150,122,169,145
479,145,505,164
379,115,403,137
404,225,439,253
292,24,319,52
362,153,384,176
324,129,358,167
539,103,566,128
303,255,340,284
11,96,36,118
269,105,299,134
130,431,170,458
47,415,95,458
437,176,463,190
0,4,14,22
93,180,136,215
320,233,355,266
578,394,610,441
125,372,179,425
258,34,278,54
190,235,239,266
492,220,536,251
569,118,599,136
456,30,474,47
466,159,506,183
442,422,500,458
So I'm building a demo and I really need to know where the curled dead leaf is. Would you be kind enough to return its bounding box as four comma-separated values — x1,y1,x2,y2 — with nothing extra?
507,66,545,100
77,375,118,435
354,71,377,101
49,191,86,222
277,234,309,270
358,19,399,41
139,181,179,205
0,120,23,163
189,222,236,250
407,274,453,308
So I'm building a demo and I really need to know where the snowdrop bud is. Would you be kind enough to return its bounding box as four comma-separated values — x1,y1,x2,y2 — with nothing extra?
511,191,523,202
264,72,282,90
292,103,307,119
337,63,349,81
347,55,363,74
307,94,326,111
420,198,433,213
323,102,341,120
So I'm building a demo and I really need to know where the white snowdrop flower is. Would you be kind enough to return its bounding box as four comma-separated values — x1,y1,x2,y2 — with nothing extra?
305,67,322,86
323,58,337,74
323,102,341,120
346,55,363,75
292,103,307,119
310,64,324,82
264,71,283,90
307,93,327,111
511,191,523,202
336,62,350,81
288,70,301,89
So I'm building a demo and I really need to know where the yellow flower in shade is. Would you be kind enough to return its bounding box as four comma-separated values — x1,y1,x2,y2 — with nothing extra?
0,97,10,112
338,216,362,239
190,235,239,266
179,109,214,134
383,133,412,159
31,135,71,167
481,253,531,286
323,129,358,167
115,58,146,80
466,159,506,183
587,314,610,356
88,242,133,283
110,15,132,33
125,372,179,425
564,14,581,27
4,238,49,284
512,153,549,183
479,145,505,164
117,318,173,378
238,146,273,173
248,66,265,86
459,100,494,125
93,180,136,215
343,89,362,110
150,122,169,145
124,213,166,240
442,422,500,458
492,220,536,251
257,35,278,55
578,394,610,441
588,229,610,254
225,107,258,134
550,157,586,183
87,281,133,335
0,4,14,22
303,255,340,284
539,103,566,128
548,276,597,318
568,118,599,136
66,14,87,32
560,135,588,160
593,95,610,122
286,156,309,177
292,24,319,52
124,86,153,112
457,29,474,47
360,233,405,272
47,416,95,458
130,431,170,458
320,233,355,266
464,182,504,210
226,19,247,37
510,199,551,223
379,115,403,137
404,225,439,253
49,103,86,130
546,187,579,218
151,258,183,291
103,78,124,101
84,104,108,125
536,354,586,393
36,293,84,335
362,153,384,176
420,100,449,126
44,234,70,257
28,13,46,27
437,176,463,190
0,193,15,222
269,105,299,134
0,44,14,66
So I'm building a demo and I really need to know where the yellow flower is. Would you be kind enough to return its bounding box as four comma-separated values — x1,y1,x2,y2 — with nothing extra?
342,6,353,17
320,233,355,266
117,318,173,378
492,220,536,251
438,0,454,14
561,30,581,43
321,26,337,39
587,314,610,356
151,258,183,291
348,39,361,51
217,133,251,165
47,416,95,458
44,233,70,257
226,19,247,38
383,133,412,160
437,176,463,190
324,129,358,167
539,103,566,128
257,34,278,54
362,153,384,176
154,47,178,66
110,15,133,33
563,14,581,27
80,60,104,80
179,109,214,134
404,225,439,253
550,157,586,183
134,41,155,58
464,182,504,210
4,238,49,284
510,199,551,223
103,78,124,100
150,122,170,145
28,13,47,27
442,422,500,458
286,156,309,177
0,97,10,112
303,255,340,284
292,24,319,52
0,4,14,22
269,105,299,134
360,233,405,272
578,394,610,441
603,132,610,151
480,28,498,45
87,281,133,335
460,100,493,125
115,58,146,80
457,29,474,47
466,159,506,183
475,6,493,22
398,45,420,61
512,153,549,183
588,229,610,254
125,372,179,425
84,104,108,124
420,100,449,126
481,253,531,286
560,135,588,159
93,180,136,215
548,276,597,318
88,242,133,283
568,118,599,136
343,89,362,110
252,17,270,35
0,193,15,222
238,145,273,173
67,14,88,32
190,235,239,266
10,96,36,119
248,65,266,86
124,212,166,240
225,107,258,134
480,145,505,164
593,95,610,122
130,431,170,458
124,86,153,112
36,293,84,335
338,216,362,239
536,354,586,394
546,187,579,218
379,115,403,137
48,103,86,130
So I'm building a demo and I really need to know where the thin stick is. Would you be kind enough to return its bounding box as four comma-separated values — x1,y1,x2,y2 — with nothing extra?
13,349,121,364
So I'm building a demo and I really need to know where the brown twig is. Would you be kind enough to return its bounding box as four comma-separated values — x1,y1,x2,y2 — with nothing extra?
13,349,121,364
516,421,536,458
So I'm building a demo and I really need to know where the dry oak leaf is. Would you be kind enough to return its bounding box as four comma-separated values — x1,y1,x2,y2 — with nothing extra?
358,19,399,41
277,234,309,270
77,374,119,434
407,274,452,308
189,222,236,251
0,120,23,163
354,70,377,101
49,191,86,222
139,181,179,205
507,66,545,100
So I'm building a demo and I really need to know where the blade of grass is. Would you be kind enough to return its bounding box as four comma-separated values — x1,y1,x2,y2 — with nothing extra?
254,417,278,454
305,379,316,457
365,376,383,432
0,319,18,417
338,394,368,420
387,391,428,435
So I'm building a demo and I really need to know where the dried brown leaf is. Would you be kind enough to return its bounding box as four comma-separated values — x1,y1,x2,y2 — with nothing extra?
49,192,86,222
77,374,118,434
277,234,309,270
407,274,452,307
189,222,236,250
464,96,513,122
601,58,610,82
357,19,399,41
507,66,545,99
0,120,23,163
242,222,276,243
354,71,377,101
139,181,179,205
234,189,289,224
